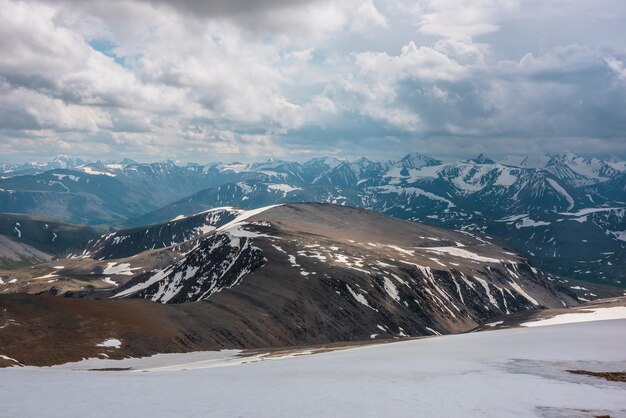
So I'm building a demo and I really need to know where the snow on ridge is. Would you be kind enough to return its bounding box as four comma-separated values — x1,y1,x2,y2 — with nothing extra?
449,164,493,193
220,163,249,173
112,206,281,301
546,178,574,210
0,354,21,364
113,265,173,299
170,206,241,222
224,223,279,247
497,214,529,222
494,167,518,187
79,166,116,177
606,160,626,171
558,207,624,217
418,246,501,263
217,205,283,234
373,185,456,208
608,230,626,242
197,206,239,215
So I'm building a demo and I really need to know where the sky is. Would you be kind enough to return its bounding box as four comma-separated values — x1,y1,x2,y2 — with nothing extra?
0,0,625,163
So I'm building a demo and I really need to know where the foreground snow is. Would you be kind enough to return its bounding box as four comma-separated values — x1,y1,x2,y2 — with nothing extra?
1,321,625,417
521,306,626,327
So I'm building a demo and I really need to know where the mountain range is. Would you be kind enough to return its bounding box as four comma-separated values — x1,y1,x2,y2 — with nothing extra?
0,152,624,287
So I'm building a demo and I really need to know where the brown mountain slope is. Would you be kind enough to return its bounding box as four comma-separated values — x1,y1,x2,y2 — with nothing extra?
0,203,579,366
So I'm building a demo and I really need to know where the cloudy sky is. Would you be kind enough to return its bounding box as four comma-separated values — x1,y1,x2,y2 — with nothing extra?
1,0,625,163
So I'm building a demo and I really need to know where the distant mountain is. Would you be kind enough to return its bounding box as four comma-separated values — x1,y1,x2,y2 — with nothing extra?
469,154,495,165
0,155,87,177
500,151,620,187
0,152,624,286
398,152,442,168
0,161,230,225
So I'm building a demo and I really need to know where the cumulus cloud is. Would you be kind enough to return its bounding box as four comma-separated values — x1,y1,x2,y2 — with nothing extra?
605,56,626,81
404,0,520,39
0,0,624,162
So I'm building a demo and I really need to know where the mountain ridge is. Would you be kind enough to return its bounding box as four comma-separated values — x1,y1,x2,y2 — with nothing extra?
0,203,583,366
1,151,624,286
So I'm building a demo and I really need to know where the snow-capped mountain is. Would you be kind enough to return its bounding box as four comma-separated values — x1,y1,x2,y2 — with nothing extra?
311,156,392,188
0,151,624,286
500,151,621,187
0,155,88,177
397,152,442,168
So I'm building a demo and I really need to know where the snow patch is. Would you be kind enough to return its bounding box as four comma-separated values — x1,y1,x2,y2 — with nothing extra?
96,339,122,349
420,246,501,263
515,218,551,229
103,262,140,276
546,178,574,210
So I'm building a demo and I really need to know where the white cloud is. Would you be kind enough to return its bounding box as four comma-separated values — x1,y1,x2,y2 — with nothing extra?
407,0,520,39
350,0,388,33
0,0,624,162
605,56,626,81
322,40,475,131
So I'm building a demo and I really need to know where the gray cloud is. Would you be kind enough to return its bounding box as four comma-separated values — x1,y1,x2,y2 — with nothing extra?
56,0,320,18
143,0,319,17
0,0,624,163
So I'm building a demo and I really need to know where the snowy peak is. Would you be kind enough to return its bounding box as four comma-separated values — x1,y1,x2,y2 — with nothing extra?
551,151,618,183
469,153,495,165
500,153,552,169
51,155,87,169
311,157,386,186
397,153,442,169
499,152,620,186
118,158,138,165
352,156,372,166
303,157,344,169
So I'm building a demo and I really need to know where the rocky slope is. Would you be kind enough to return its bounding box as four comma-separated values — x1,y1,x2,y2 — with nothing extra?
73,207,241,260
